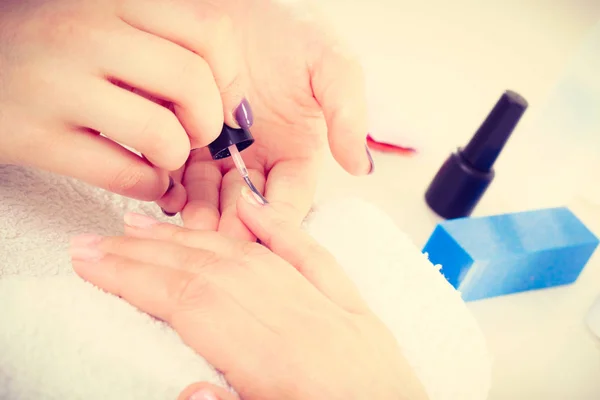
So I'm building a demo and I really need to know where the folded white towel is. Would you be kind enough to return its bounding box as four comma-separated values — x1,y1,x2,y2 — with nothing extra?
0,165,492,400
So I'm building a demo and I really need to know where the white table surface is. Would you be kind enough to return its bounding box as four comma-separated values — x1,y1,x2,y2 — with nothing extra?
315,1,600,399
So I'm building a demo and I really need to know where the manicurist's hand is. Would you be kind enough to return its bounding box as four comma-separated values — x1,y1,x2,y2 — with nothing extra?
0,0,249,201
70,187,428,400
157,0,374,240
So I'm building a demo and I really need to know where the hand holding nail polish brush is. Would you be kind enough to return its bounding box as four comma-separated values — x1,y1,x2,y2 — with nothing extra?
205,123,268,205
154,0,376,242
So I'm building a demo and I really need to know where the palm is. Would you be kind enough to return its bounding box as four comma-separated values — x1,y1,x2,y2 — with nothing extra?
236,0,330,159
168,0,369,240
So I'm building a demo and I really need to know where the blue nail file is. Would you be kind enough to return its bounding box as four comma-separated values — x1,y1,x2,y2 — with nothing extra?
422,207,599,301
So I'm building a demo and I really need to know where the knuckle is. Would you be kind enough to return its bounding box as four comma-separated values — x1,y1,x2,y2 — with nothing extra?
278,199,304,218
259,217,288,248
205,11,234,43
237,240,268,258
201,250,223,269
171,228,192,246
271,215,291,232
174,274,213,312
142,108,175,142
175,58,223,137
178,58,211,98
186,3,234,47
171,253,235,315
201,11,241,95
107,162,146,195
272,201,309,227
293,240,331,269
184,250,222,275
41,14,86,49
140,109,187,166
177,249,201,270
218,73,243,101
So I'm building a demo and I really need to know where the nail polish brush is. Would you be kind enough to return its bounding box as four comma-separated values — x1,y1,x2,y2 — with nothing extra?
228,144,268,204
207,124,267,204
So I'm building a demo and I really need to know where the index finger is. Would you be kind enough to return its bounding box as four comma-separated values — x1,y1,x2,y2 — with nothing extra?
118,0,251,136
27,127,170,201
72,249,194,324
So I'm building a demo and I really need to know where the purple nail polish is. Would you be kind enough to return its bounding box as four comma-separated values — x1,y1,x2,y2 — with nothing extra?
365,144,375,174
161,177,177,216
164,176,174,196
161,209,177,217
234,98,254,129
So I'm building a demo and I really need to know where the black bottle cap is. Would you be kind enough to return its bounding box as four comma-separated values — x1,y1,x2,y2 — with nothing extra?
207,124,254,160
425,90,528,219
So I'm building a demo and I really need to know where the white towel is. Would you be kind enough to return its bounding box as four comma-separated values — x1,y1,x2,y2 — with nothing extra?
0,165,492,400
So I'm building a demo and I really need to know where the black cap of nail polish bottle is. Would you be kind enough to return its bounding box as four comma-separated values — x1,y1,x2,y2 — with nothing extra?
208,124,254,160
425,90,528,219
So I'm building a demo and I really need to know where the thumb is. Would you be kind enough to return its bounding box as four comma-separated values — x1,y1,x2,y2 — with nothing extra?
310,45,373,175
177,382,238,400
237,186,367,313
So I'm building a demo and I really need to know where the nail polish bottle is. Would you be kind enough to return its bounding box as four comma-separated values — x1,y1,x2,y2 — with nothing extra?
207,124,254,160
424,90,528,219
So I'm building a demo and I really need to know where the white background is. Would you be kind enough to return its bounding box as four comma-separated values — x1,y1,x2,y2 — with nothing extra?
315,1,600,399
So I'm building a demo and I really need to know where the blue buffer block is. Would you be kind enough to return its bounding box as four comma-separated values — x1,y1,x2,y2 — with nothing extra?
422,207,599,301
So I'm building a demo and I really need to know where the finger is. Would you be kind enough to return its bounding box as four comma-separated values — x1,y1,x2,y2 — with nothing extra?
122,213,240,256
71,235,270,376
264,158,319,226
144,151,187,216
72,252,193,323
180,149,222,231
178,383,239,400
67,78,190,171
100,25,224,147
155,176,187,216
25,127,169,201
218,168,265,241
169,165,186,184
237,187,367,312
94,235,226,273
118,0,252,132
310,45,372,175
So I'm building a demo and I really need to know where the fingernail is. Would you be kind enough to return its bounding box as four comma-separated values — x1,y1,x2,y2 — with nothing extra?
241,186,263,207
365,144,375,175
70,234,104,261
161,177,177,216
234,98,254,129
124,212,159,229
164,176,174,196
189,389,218,400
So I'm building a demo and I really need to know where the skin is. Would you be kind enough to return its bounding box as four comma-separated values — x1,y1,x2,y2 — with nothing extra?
159,0,372,241
0,0,371,237
2,0,400,397
0,0,252,200
70,187,429,400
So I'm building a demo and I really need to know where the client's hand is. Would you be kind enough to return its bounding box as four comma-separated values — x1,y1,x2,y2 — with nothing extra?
70,188,427,400
157,0,374,241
